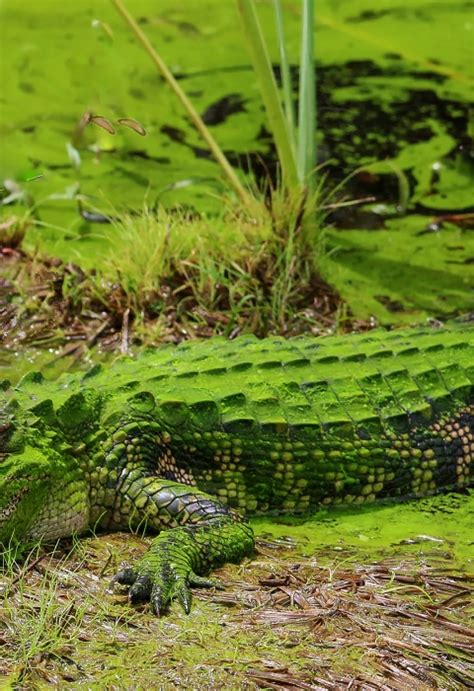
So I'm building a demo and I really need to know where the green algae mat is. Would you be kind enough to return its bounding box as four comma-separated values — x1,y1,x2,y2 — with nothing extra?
1,0,473,324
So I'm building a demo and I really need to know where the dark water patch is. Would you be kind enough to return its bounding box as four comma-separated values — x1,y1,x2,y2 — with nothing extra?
447,257,474,264
171,60,471,219
413,202,474,216
173,64,253,80
321,83,468,166
346,3,474,24
19,82,35,94
201,93,247,126
325,206,387,230
160,124,187,143
137,12,201,36
129,87,146,100
29,161,75,171
112,165,150,187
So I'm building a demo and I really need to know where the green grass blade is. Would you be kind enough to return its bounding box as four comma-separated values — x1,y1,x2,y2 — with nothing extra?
297,0,316,188
110,0,254,209
273,0,296,148
236,0,298,189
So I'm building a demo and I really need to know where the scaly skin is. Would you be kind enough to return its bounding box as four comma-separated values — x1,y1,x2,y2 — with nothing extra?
1,325,473,614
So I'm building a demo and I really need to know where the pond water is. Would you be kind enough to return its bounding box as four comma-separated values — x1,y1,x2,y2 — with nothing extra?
2,0,473,323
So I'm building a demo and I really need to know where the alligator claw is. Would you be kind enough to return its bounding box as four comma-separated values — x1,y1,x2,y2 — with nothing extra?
108,519,252,615
175,579,192,615
110,562,222,615
150,585,166,616
128,574,153,603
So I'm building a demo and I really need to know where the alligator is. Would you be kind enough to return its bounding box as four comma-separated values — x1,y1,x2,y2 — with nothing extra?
1,325,473,614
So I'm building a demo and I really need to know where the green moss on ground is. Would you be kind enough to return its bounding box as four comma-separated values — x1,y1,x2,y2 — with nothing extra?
1,492,472,688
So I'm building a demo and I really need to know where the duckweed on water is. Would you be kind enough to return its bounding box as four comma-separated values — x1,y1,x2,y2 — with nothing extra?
2,0,473,325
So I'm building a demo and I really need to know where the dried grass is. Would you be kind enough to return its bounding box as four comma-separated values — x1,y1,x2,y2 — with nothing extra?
204,550,474,689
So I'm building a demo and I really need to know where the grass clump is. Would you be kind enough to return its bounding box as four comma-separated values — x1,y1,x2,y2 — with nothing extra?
0,204,341,358
104,205,267,305
100,191,333,341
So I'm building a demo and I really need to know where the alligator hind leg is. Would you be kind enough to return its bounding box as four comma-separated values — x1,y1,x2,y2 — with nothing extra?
108,474,254,615
96,403,255,614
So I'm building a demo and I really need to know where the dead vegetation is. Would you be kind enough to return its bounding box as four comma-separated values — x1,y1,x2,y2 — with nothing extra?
226,548,474,690
0,244,350,359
